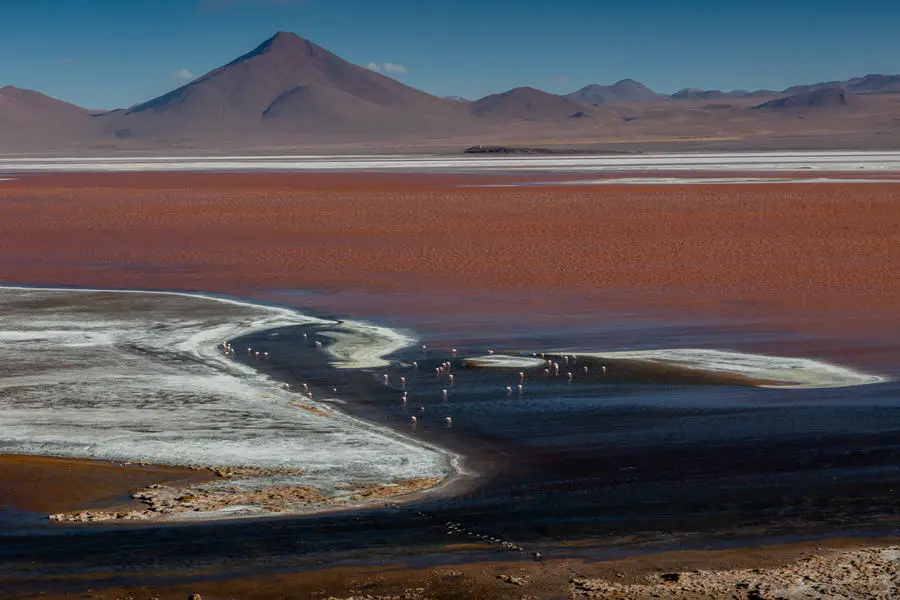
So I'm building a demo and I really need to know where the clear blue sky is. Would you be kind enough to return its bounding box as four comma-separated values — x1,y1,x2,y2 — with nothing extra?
2,0,899,109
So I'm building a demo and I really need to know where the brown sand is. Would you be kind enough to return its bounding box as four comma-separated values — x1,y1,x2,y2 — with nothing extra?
0,454,215,515
15,537,899,600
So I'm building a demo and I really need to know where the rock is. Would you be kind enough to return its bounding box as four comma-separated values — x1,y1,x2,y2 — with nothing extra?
498,573,531,586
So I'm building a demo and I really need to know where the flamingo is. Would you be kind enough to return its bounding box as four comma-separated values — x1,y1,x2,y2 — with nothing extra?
410,416,417,424
505,386,512,395
445,416,453,426
400,376,407,388
448,374,455,385
441,389,448,400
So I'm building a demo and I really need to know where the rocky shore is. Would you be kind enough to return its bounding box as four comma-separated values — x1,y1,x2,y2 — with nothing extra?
568,545,900,600
49,467,441,523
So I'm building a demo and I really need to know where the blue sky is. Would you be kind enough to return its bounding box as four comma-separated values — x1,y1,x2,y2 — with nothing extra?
3,0,900,109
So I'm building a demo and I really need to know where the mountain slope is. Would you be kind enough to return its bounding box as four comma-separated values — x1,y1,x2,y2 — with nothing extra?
567,79,663,105
785,74,900,96
99,32,465,138
0,85,90,127
754,87,863,110
471,87,588,120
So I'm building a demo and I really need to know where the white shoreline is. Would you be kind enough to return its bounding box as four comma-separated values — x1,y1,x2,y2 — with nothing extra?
574,349,887,389
4,150,900,173
477,176,900,186
0,285,467,520
467,350,887,389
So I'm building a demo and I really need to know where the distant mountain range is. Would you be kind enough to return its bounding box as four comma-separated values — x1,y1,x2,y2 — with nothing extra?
2,31,899,152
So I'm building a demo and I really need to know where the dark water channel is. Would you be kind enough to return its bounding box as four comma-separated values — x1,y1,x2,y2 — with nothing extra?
3,316,900,596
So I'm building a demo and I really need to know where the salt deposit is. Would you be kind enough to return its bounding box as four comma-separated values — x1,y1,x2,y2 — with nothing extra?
574,348,887,389
0,286,457,518
3,150,900,173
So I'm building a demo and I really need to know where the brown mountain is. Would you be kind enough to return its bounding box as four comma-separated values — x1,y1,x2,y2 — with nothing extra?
784,74,900,96
4,33,900,152
848,74,900,94
471,87,587,120
566,79,662,105
0,85,93,149
671,88,777,101
754,87,863,110
97,31,466,138
0,85,89,127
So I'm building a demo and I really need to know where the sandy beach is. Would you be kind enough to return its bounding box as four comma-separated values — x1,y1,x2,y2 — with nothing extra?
2,171,899,598
0,454,216,515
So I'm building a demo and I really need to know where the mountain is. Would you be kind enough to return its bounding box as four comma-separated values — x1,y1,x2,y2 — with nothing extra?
671,88,728,100
98,31,466,138
566,79,663,105
754,87,863,110
784,74,900,96
847,74,900,94
0,86,93,149
471,87,588,120
671,88,777,101
3,33,900,152
0,85,89,127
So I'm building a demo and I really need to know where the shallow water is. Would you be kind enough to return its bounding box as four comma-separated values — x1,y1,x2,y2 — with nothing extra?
2,287,900,595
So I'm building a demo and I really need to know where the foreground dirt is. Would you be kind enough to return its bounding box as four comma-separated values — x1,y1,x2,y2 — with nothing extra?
18,538,899,600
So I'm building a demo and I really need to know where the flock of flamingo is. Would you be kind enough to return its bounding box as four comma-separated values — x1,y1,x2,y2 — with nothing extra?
218,336,609,431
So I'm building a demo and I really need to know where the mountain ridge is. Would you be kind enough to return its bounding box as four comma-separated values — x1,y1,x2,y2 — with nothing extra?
3,31,900,151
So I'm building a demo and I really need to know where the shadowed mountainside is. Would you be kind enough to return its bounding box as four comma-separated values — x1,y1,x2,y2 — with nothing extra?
754,87,864,111
785,73,900,96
